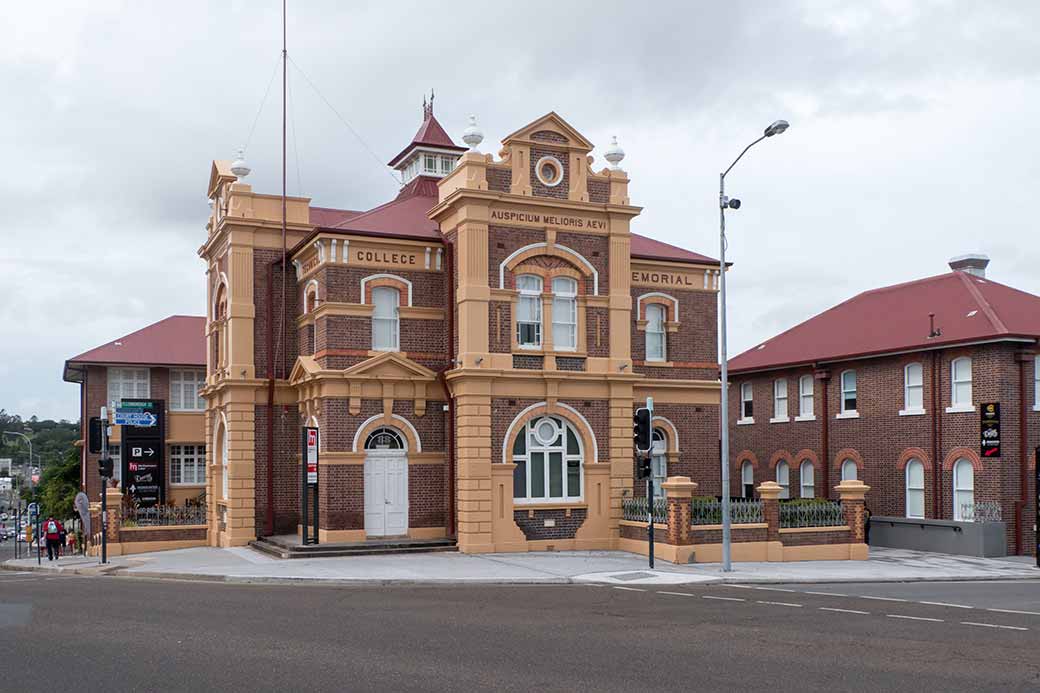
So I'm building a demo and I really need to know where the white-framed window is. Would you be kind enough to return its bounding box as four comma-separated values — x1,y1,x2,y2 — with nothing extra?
772,379,788,421
107,367,150,409
371,286,400,351
645,304,666,362
170,444,206,485
650,428,667,498
776,460,790,499
739,382,753,421
798,374,814,419
902,363,924,414
439,156,455,175
170,370,206,411
423,154,438,174
551,277,577,351
839,370,857,415
799,460,815,498
107,444,122,484
511,416,582,502
841,459,858,482
740,461,754,498
516,275,543,348
905,459,925,518
952,458,974,521
950,357,973,410
365,427,405,450
1034,355,1039,410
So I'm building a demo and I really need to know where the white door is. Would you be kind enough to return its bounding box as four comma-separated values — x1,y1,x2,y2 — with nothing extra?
364,453,408,537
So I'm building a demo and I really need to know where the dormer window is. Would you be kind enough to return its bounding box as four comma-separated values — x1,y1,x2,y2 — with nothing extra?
424,154,437,174
399,151,460,183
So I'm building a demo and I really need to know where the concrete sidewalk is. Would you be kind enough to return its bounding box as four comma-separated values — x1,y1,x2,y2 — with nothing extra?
4,546,1038,585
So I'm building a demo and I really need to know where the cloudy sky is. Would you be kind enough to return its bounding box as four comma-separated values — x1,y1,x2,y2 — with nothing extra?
2,0,1038,421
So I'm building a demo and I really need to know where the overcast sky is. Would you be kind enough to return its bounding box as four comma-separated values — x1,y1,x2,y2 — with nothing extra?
2,0,1038,421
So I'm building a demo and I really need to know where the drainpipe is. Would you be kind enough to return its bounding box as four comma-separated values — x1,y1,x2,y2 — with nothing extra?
1015,350,1031,555
816,367,830,498
931,351,942,518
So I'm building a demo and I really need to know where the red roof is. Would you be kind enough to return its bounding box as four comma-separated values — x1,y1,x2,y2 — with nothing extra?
631,233,717,265
387,111,466,168
310,206,362,227
328,176,441,240
64,315,206,382
729,271,1040,373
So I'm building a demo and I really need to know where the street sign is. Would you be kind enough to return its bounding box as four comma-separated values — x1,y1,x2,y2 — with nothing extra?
306,429,318,484
301,427,319,545
980,402,1000,458
115,410,158,427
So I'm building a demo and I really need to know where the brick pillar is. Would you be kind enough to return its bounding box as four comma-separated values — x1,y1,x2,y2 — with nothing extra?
661,476,696,546
757,481,782,542
105,484,123,544
837,480,871,542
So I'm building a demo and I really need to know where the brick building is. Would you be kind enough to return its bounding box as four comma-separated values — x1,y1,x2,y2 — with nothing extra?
64,316,208,507
728,256,1039,555
201,107,723,552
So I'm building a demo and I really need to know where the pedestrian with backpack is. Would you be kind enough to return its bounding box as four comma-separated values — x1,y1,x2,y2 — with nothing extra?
44,516,63,561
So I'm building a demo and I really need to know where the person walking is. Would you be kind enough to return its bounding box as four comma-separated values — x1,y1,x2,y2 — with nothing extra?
43,516,63,561
58,523,67,558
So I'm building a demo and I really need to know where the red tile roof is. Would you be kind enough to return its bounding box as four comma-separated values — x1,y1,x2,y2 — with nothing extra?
729,271,1040,373
630,233,717,265
64,315,206,382
387,112,466,168
310,206,362,227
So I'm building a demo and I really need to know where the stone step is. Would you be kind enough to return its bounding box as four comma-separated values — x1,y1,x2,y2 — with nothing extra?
249,536,457,560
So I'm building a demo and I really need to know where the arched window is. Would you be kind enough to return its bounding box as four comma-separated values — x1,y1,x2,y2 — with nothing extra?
516,275,542,348
904,363,924,413
645,304,666,362
365,427,405,451
740,461,754,498
218,420,228,500
841,459,858,481
213,283,228,370
371,286,400,351
303,281,319,314
905,459,925,518
511,416,582,502
551,276,577,351
650,428,667,497
951,357,973,409
799,460,815,498
776,460,790,499
953,458,974,521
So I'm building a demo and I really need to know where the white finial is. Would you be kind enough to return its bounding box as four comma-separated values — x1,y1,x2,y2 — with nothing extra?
230,147,251,180
462,114,484,152
604,135,625,170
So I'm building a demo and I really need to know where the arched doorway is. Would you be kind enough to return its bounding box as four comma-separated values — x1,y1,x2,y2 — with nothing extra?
363,426,409,537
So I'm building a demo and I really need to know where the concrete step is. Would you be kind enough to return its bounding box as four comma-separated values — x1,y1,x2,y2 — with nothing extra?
249,536,457,560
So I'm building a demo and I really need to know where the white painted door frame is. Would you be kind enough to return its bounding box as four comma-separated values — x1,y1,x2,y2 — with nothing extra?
364,451,409,537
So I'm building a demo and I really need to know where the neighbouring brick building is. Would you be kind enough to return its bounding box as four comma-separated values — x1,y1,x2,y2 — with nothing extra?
728,256,1039,555
201,106,724,552
64,316,208,507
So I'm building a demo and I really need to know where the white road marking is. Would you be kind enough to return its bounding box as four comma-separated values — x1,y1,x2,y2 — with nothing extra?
756,600,803,608
612,586,646,592
919,601,972,609
861,595,908,603
702,595,745,602
820,607,870,615
887,614,943,623
657,591,695,597
752,587,796,593
961,621,1028,631
0,578,36,583
724,584,755,589
804,591,846,597
987,608,1040,617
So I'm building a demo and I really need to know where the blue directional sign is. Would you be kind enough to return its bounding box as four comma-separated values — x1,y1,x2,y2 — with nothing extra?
115,410,157,427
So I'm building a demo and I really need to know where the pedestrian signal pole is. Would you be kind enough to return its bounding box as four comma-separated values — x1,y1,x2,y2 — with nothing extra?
634,398,654,568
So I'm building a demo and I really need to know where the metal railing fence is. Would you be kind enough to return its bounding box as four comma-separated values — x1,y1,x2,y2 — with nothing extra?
690,498,764,525
779,500,846,529
621,496,668,524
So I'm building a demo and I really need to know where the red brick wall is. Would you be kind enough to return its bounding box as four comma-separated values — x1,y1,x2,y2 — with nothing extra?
253,403,300,535
729,342,1037,554
632,288,717,380
529,144,569,200
254,249,299,379
651,403,721,496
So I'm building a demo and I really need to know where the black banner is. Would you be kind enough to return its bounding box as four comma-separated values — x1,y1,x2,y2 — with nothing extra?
120,398,165,508
980,402,1000,458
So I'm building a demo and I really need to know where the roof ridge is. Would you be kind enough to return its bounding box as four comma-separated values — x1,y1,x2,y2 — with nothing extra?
955,271,1008,334
855,271,957,298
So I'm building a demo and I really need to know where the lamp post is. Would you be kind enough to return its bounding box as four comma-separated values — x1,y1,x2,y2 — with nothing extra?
3,429,39,564
718,119,789,572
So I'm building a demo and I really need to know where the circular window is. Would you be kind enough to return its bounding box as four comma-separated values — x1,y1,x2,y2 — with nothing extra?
532,417,560,446
535,156,564,187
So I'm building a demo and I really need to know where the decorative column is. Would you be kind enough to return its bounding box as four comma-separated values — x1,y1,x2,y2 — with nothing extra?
837,480,870,550
105,484,123,546
661,476,696,546
757,480,782,544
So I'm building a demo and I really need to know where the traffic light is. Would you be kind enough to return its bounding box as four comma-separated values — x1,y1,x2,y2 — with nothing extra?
98,457,114,479
636,456,652,479
88,417,103,454
633,407,651,453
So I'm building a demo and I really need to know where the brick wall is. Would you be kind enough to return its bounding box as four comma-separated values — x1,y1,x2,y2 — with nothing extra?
529,145,569,200
513,508,587,540
632,288,717,379
253,403,300,535
254,249,299,379
729,342,1038,554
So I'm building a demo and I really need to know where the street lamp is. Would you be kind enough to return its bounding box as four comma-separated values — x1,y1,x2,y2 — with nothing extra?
718,119,789,573
2,428,41,564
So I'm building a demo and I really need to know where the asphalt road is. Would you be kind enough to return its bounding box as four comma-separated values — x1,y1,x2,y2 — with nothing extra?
0,569,1038,692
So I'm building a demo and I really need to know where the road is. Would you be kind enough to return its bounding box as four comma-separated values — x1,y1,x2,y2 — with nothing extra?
0,567,1038,692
